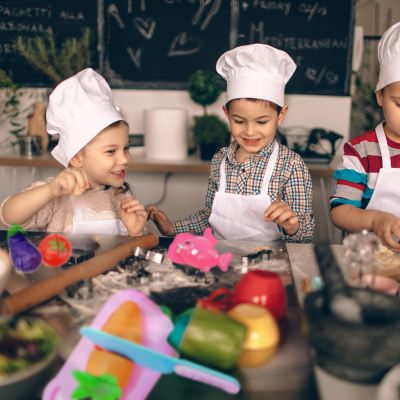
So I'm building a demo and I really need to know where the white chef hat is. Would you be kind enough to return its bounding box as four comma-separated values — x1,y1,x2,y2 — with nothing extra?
46,68,123,167
376,22,400,91
216,44,296,107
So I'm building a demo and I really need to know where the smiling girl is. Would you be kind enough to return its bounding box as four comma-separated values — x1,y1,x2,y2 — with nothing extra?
0,68,147,236
148,44,314,243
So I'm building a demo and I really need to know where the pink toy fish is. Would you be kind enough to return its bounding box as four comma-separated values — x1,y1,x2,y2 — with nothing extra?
167,228,232,272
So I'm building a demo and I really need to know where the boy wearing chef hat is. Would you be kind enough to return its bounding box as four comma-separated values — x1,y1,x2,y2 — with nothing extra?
331,22,400,251
148,44,315,242
0,68,147,235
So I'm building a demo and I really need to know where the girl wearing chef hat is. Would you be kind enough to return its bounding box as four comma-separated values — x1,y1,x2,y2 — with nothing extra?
148,44,315,242
0,68,147,236
331,22,400,251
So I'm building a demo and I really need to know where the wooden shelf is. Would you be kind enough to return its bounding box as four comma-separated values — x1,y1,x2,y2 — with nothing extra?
0,152,337,177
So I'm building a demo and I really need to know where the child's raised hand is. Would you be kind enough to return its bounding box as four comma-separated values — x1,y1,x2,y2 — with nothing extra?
264,199,299,236
119,196,148,235
372,212,400,252
49,168,91,197
146,205,175,236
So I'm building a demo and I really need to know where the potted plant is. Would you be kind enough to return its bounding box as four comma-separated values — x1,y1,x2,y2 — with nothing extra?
188,70,229,160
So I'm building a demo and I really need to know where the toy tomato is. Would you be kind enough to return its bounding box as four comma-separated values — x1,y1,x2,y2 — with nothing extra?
38,234,72,267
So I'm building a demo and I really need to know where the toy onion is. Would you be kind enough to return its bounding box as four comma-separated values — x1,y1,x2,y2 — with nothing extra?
7,224,42,273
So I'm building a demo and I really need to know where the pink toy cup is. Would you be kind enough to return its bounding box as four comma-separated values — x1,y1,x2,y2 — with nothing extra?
232,270,287,320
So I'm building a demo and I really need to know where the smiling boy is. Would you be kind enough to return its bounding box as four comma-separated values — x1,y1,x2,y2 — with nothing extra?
148,44,315,242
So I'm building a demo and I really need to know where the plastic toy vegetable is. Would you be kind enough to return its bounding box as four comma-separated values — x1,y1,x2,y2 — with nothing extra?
7,224,42,273
38,234,72,268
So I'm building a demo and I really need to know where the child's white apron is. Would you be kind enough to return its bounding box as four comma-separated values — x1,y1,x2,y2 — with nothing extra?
70,196,128,235
366,122,400,217
209,141,282,241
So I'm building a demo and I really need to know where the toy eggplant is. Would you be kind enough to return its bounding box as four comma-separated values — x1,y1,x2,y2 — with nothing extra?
7,224,42,273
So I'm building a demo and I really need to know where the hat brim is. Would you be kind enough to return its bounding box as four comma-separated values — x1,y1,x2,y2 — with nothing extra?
51,102,123,167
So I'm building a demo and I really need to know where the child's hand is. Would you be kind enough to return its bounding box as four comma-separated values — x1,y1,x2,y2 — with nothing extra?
49,168,91,197
372,212,400,252
146,205,175,236
119,197,148,236
264,200,299,236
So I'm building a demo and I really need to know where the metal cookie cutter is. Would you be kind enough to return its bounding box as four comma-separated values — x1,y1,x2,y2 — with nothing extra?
132,247,165,264
241,249,273,267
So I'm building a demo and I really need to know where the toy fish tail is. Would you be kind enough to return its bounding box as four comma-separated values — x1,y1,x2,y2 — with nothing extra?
218,253,233,272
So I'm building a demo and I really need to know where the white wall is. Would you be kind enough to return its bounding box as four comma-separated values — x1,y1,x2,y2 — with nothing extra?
111,90,351,140
0,89,351,144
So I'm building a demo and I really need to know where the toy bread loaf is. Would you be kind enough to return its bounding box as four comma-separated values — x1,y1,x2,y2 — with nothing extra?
0,233,159,316
86,301,141,389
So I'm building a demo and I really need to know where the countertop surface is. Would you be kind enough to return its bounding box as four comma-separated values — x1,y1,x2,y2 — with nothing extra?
0,232,319,400
0,151,338,177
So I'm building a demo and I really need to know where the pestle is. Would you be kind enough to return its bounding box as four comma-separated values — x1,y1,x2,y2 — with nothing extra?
314,242,363,324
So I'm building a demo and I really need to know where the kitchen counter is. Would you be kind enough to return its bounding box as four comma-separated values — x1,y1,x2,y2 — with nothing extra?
0,232,319,400
0,152,338,177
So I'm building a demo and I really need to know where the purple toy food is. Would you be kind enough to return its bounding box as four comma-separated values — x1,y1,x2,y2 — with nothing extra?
167,228,232,272
7,224,42,273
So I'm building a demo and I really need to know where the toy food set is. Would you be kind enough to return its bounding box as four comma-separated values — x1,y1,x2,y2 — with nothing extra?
167,228,233,272
0,234,159,316
81,326,241,394
198,270,287,320
6,225,73,272
43,289,175,400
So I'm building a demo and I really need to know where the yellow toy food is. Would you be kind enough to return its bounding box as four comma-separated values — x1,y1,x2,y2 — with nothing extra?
86,301,141,388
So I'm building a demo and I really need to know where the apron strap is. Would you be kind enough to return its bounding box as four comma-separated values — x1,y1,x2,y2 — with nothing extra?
218,158,227,192
260,141,279,195
376,122,391,169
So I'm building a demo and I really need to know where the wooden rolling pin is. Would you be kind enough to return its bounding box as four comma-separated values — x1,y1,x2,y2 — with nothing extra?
0,233,159,316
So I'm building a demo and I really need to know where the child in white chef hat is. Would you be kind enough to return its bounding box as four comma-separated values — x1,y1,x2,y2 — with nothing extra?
148,44,315,243
331,22,400,251
0,68,147,236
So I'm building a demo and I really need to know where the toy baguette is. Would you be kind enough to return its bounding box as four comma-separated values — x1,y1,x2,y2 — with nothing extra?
0,233,159,316
86,300,141,389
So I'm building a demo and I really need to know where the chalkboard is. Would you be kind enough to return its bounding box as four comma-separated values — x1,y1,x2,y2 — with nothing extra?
0,0,99,86
103,0,231,89
233,1,355,95
1,0,355,96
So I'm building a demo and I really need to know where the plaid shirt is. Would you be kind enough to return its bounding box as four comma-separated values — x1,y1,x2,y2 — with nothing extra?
174,140,314,243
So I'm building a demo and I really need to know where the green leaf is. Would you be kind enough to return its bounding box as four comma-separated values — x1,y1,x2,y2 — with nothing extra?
7,224,26,239
72,370,122,400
